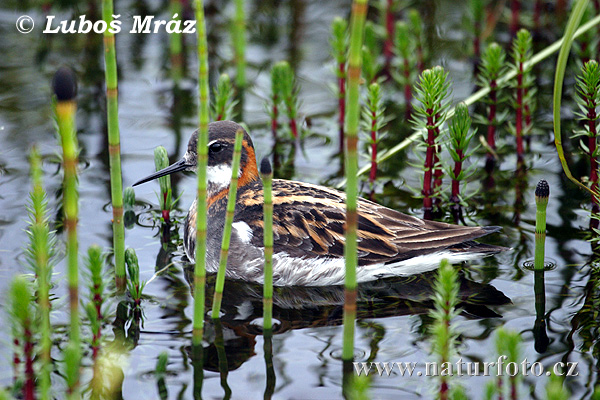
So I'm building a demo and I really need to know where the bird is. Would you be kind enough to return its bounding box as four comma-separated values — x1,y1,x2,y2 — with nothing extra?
133,120,506,287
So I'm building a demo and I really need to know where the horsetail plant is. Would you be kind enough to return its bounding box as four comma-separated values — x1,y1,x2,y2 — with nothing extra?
278,61,300,139
232,0,247,90
10,276,35,400
154,146,174,223
26,147,54,400
169,0,183,84
53,66,82,395
102,0,126,290
476,43,508,170
362,21,381,84
573,60,600,229
85,245,106,360
125,248,145,307
394,21,416,119
412,66,451,220
447,103,477,223
535,180,549,270
429,259,460,400
260,157,274,331
407,9,425,72
381,0,395,74
269,63,283,141
211,129,244,317
212,73,237,122
362,82,386,201
469,0,484,65
342,0,369,364
331,17,348,154
511,29,534,164
194,0,210,348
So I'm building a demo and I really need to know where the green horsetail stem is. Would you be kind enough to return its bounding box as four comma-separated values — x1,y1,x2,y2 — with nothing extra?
154,146,173,222
343,0,368,363
534,180,549,270
125,247,145,306
233,0,247,89
260,157,274,330
53,67,82,395
102,0,126,290
156,352,169,400
194,0,210,346
211,129,245,317
27,147,52,400
169,0,183,83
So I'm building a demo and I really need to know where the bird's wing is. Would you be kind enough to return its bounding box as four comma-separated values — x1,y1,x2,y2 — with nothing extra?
237,179,498,265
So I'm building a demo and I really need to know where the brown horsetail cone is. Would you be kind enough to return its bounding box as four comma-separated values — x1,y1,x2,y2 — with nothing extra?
260,157,272,175
52,67,78,101
535,179,549,201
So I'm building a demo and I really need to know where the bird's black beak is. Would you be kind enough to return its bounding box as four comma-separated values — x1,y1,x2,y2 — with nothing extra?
132,158,190,186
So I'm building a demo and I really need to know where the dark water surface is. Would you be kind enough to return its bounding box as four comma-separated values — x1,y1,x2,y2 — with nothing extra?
0,0,598,398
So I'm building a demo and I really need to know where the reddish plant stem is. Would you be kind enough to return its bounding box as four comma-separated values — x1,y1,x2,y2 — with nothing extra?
403,59,412,119
595,0,600,61
24,326,35,400
423,111,435,219
162,191,170,222
473,21,481,61
487,81,498,151
510,0,520,37
433,112,443,210
338,61,346,154
516,62,524,162
369,112,377,201
289,117,298,139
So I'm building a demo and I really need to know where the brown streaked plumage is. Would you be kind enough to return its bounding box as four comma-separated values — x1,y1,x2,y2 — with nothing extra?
134,121,507,287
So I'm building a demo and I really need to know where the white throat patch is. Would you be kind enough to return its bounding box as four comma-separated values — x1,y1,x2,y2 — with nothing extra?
207,164,233,191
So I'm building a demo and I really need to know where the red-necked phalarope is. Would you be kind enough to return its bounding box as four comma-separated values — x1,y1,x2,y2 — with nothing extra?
133,121,506,286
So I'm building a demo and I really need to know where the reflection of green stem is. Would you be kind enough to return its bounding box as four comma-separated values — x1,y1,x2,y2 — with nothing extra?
155,352,168,400
263,328,275,400
346,13,600,183
260,158,274,330
233,0,246,89
214,319,232,399
193,0,210,347
102,0,126,290
28,147,52,400
212,129,244,317
169,0,182,84
534,180,549,270
343,0,369,363
54,67,81,396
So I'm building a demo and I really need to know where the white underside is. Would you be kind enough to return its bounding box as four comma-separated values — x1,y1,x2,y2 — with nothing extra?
238,250,486,287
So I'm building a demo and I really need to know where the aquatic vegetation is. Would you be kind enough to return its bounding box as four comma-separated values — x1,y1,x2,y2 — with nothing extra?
447,102,477,223
84,245,106,360
412,66,451,219
393,21,415,119
511,29,534,164
193,0,210,346
232,0,247,90
535,180,549,270
211,129,244,317
342,0,368,365
260,158,274,331
102,0,126,290
154,146,174,223
361,82,386,201
212,73,237,122
125,247,145,306
331,16,347,153
9,276,35,400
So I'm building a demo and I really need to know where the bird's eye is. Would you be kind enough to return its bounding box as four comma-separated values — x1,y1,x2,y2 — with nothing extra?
209,142,224,153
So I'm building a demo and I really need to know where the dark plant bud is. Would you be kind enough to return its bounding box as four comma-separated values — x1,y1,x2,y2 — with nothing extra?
52,66,78,101
535,179,549,199
260,157,272,175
